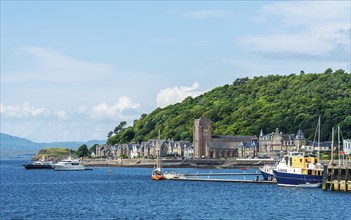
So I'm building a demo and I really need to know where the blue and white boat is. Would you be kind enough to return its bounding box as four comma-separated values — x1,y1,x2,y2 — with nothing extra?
259,164,275,181
273,152,324,187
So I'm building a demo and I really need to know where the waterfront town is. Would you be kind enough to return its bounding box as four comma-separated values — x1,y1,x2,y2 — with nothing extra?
95,117,351,160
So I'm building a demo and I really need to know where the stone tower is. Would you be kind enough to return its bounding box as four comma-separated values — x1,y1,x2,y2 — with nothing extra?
193,117,212,158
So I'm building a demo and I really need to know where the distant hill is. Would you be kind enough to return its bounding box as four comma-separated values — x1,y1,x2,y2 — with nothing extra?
107,69,351,145
0,133,106,158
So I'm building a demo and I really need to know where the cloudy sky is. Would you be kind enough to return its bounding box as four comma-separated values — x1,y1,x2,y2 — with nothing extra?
1,1,350,142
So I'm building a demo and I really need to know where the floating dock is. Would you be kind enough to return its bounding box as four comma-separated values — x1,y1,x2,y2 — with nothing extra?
322,164,351,192
183,172,261,177
168,171,276,184
170,177,276,184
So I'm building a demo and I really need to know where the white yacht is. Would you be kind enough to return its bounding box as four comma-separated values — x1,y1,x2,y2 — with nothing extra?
53,159,91,171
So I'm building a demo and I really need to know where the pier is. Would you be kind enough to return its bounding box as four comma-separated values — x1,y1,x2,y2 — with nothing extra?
168,171,276,184
170,177,276,184
322,164,351,192
183,171,261,177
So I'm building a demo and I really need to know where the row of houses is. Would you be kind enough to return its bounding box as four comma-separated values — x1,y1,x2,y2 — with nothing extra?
95,139,193,159
95,118,351,159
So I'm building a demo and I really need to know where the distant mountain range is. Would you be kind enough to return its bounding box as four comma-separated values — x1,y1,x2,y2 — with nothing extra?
0,133,106,158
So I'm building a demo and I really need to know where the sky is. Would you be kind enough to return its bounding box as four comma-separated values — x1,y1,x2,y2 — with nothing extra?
1,1,350,142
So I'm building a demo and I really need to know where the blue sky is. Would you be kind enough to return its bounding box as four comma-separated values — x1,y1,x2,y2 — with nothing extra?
1,1,350,142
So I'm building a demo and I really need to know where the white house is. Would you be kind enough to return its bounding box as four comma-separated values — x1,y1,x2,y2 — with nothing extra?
130,144,140,158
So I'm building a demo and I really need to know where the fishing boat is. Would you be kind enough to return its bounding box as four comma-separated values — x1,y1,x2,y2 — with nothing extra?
273,117,324,187
53,158,92,171
151,150,166,180
259,164,275,181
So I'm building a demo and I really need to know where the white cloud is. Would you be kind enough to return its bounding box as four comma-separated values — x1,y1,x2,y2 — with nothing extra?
81,96,141,121
4,46,113,83
156,82,204,108
260,1,349,27
0,102,66,119
241,1,350,59
184,9,231,19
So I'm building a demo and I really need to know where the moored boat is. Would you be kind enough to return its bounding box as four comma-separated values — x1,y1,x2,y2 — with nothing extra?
53,158,92,171
259,164,275,181
152,168,166,180
23,160,54,169
151,149,166,180
273,152,324,187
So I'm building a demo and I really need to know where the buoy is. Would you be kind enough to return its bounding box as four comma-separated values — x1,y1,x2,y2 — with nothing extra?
108,170,112,173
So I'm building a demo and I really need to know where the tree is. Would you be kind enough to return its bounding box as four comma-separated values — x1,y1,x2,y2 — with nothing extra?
89,144,98,155
76,144,89,158
106,70,350,143
107,131,113,138
114,121,127,134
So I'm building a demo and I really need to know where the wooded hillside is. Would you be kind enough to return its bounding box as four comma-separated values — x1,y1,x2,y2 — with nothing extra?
108,69,351,145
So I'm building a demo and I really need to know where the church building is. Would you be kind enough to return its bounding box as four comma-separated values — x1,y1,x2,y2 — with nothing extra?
193,118,257,159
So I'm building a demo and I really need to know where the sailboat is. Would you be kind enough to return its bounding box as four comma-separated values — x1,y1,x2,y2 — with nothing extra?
273,116,324,187
151,138,166,180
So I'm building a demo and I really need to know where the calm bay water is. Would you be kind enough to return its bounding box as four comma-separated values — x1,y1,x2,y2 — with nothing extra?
1,160,350,220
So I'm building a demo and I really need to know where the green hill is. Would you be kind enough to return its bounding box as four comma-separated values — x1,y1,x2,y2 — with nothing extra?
33,148,75,161
108,69,351,145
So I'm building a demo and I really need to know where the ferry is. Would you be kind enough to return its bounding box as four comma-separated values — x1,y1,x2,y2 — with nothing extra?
273,152,324,187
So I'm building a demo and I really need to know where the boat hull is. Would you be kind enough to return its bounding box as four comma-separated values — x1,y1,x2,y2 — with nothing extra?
259,167,275,181
54,165,89,171
152,175,166,180
273,170,323,187
23,164,53,169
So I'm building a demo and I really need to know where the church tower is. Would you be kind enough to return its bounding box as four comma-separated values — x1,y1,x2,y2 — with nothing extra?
193,118,212,158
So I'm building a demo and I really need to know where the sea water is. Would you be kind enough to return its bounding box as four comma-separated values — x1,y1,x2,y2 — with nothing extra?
1,160,350,220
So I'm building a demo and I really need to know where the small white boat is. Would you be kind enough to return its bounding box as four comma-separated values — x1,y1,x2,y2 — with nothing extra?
53,159,92,171
163,171,185,180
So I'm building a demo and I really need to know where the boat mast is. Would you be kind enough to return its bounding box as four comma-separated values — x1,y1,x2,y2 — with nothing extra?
157,150,160,169
331,127,334,165
157,129,161,170
317,116,321,162
338,125,341,166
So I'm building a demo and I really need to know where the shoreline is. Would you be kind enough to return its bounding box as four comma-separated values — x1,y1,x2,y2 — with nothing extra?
81,158,278,168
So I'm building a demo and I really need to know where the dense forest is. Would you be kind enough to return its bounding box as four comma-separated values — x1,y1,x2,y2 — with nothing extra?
107,69,351,145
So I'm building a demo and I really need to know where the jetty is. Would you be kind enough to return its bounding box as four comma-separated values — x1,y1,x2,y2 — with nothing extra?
322,164,351,192
166,170,276,184
169,176,276,184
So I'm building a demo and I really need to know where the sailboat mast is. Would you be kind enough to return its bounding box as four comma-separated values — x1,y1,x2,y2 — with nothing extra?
317,116,321,162
338,126,340,166
331,127,334,165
